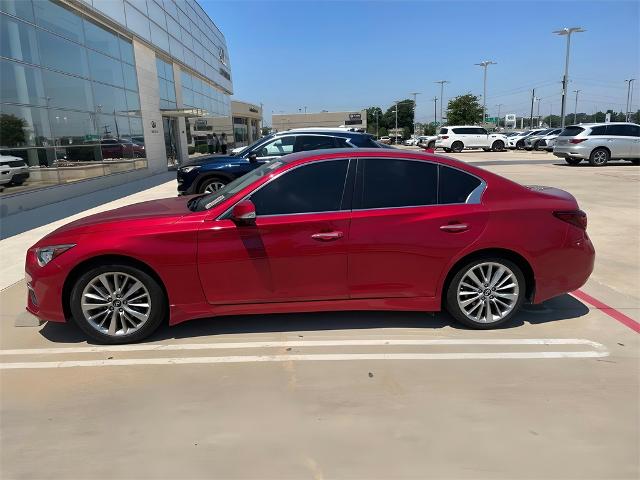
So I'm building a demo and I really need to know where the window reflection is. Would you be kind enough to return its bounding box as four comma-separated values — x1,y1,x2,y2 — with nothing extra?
42,69,94,111
33,0,83,43
38,29,89,77
0,14,40,64
88,50,125,88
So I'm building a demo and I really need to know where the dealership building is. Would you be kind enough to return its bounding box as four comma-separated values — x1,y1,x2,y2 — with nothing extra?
0,0,235,215
272,110,367,132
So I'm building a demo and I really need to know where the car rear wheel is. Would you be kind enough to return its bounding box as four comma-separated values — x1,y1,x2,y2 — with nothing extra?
70,264,166,344
199,177,227,193
451,141,464,153
589,148,609,167
445,258,525,329
491,140,505,152
428,141,435,149
565,157,582,166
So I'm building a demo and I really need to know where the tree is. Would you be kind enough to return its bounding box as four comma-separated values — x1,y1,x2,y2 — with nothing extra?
366,106,383,134
0,113,26,147
446,94,483,126
424,123,437,136
382,99,415,134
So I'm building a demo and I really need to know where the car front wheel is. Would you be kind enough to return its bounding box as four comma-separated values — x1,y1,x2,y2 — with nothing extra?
199,177,228,193
445,258,525,329
70,264,166,344
491,140,505,151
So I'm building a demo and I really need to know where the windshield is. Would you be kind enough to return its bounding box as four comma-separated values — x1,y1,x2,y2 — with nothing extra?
235,134,276,157
188,160,285,212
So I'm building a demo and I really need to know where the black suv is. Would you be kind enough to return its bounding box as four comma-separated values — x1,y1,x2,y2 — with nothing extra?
177,129,383,194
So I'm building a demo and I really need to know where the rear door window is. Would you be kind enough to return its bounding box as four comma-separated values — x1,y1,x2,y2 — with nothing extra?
606,124,638,136
293,135,338,152
357,158,437,209
439,128,448,134
589,126,607,135
438,166,482,204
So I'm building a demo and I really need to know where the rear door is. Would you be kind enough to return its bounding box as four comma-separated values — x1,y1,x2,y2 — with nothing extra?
605,124,636,157
347,158,488,299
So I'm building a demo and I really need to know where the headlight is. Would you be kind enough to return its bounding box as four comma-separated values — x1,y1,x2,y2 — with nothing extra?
180,165,200,173
35,244,75,267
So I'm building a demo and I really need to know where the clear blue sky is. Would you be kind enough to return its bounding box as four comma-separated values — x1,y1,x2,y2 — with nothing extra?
203,0,639,124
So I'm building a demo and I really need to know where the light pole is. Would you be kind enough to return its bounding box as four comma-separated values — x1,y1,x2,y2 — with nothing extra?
535,97,541,127
475,60,497,125
572,90,580,123
434,80,450,126
495,103,503,129
410,92,420,137
625,79,636,121
553,27,585,128
433,97,438,132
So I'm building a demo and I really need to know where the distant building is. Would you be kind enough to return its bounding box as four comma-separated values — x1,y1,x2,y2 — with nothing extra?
272,110,367,132
189,100,261,148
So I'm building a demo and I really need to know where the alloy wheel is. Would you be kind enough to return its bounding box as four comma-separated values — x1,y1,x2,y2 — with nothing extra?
203,180,226,193
592,151,607,165
456,262,519,324
81,272,151,336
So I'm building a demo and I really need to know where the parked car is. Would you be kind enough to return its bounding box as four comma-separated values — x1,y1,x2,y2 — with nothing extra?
0,154,30,186
535,129,563,152
26,148,595,343
507,129,546,150
403,138,417,146
417,135,438,149
553,122,640,166
177,129,383,194
524,129,553,150
0,165,12,190
378,136,392,144
435,126,507,152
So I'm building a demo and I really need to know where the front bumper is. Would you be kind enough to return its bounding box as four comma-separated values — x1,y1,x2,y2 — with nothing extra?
176,169,199,195
25,249,67,323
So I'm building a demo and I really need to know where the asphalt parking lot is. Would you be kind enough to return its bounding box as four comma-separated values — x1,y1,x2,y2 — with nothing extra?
1,148,638,479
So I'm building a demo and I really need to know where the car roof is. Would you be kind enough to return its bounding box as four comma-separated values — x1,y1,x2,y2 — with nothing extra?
283,127,370,134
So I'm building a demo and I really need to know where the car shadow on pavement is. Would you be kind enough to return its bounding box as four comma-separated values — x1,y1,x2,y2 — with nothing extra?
38,294,590,345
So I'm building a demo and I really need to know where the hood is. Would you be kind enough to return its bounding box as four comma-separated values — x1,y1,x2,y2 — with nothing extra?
49,196,192,236
182,155,242,167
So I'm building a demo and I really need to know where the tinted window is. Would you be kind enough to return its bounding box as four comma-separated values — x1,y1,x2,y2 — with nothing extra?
360,159,437,209
439,128,448,134
589,126,607,135
438,166,482,204
293,135,337,152
627,125,640,137
38,29,89,77
607,124,637,136
257,136,295,157
34,0,84,43
348,134,379,148
559,126,584,137
451,128,466,134
1,15,40,64
251,160,349,216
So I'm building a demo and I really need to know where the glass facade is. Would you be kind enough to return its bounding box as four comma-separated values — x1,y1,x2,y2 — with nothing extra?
181,69,230,117
88,0,232,94
0,0,146,195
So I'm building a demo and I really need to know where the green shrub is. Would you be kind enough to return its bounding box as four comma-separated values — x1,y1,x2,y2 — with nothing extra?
196,144,209,154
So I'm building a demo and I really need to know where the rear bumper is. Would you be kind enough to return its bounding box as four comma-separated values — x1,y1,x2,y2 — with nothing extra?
553,144,590,159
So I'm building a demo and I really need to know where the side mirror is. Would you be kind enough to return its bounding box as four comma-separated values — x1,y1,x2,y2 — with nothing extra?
248,153,258,162
231,199,256,225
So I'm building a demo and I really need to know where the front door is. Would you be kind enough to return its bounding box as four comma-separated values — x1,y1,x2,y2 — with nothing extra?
348,158,488,299
198,159,354,304
162,116,179,168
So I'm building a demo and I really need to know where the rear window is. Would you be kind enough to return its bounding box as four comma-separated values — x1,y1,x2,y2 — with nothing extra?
558,126,585,137
439,128,448,134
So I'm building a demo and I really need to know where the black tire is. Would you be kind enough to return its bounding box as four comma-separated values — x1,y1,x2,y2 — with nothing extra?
516,140,525,150
10,179,25,186
445,257,526,329
589,148,609,167
482,148,491,152
198,176,228,194
630,159,640,165
491,140,505,152
428,141,435,149
451,141,464,153
533,141,541,151
70,264,166,344
565,157,582,166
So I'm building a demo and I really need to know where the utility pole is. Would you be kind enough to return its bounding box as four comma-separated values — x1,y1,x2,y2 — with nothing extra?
410,92,420,137
530,88,536,129
572,90,580,124
433,97,438,132
554,27,585,128
475,60,497,125
434,80,450,126
495,104,503,129
535,97,541,127
625,79,636,121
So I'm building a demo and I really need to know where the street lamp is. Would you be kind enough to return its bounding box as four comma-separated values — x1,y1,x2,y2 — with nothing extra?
553,26,585,127
625,79,636,122
474,61,497,125
573,90,581,123
434,80,449,126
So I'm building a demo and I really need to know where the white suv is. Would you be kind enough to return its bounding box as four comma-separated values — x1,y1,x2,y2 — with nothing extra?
435,126,507,152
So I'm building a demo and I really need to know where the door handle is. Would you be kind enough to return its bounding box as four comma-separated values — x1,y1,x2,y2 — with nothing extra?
311,231,344,241
440,223,469,233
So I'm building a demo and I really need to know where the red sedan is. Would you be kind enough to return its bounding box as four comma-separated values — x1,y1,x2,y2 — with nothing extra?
25,149,595,344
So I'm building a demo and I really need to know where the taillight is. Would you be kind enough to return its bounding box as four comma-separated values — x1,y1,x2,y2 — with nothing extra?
441,135,449,139
569,138,586,144
554,210,587,230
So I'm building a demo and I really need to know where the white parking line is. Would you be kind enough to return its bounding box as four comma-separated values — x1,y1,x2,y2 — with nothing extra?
0,339,608,369
0,338,607,356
